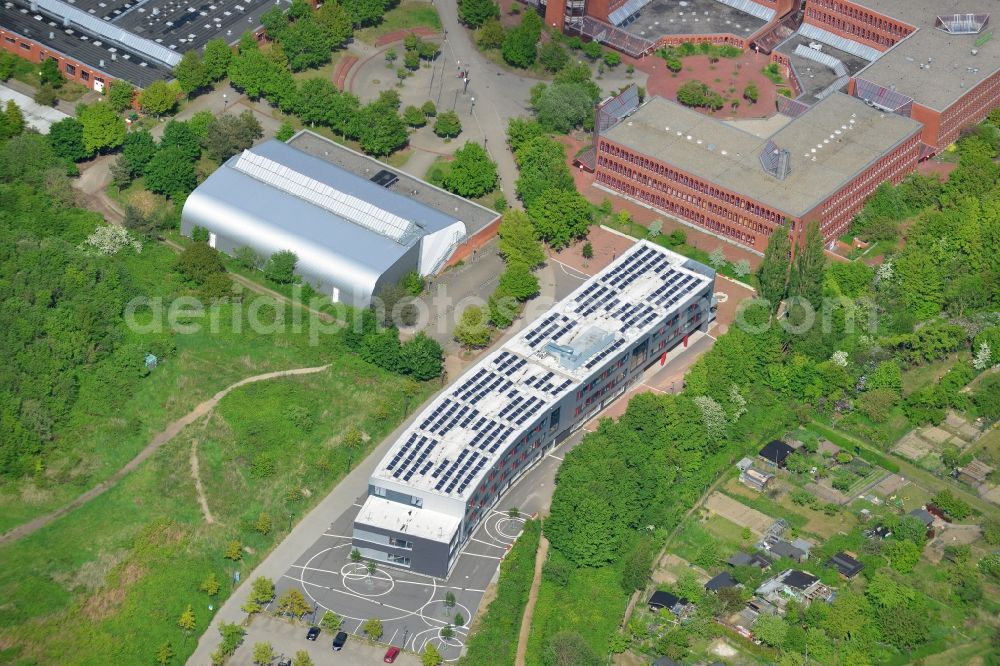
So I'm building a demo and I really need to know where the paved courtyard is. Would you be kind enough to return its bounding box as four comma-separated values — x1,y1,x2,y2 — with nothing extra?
273,429,584,661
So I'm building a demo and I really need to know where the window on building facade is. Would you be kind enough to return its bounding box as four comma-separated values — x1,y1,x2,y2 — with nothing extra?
389,537,413,549
65,63,75,75
387,554,411,566
373,486,386,497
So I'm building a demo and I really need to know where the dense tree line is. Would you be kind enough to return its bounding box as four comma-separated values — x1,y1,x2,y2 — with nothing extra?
0,134,173,475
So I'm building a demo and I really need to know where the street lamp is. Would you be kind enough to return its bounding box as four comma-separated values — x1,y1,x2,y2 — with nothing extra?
470,96,475,113
222,93,228,113
287,512,293,532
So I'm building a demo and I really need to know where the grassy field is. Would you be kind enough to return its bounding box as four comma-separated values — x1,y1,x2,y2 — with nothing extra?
0,348,432,665
355,1,442,45
524,552,629,664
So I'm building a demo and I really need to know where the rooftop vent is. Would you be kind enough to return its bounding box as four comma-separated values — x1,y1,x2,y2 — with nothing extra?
935,13,989,35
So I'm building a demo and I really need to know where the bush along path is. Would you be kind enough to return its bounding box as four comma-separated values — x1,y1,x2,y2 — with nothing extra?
0,365,331,546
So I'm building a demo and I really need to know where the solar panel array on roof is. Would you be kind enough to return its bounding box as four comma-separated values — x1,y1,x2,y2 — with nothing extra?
231,151,419,243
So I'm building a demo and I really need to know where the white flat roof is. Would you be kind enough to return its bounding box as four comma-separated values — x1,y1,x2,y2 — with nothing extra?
369,241,714,502
355,495,461,543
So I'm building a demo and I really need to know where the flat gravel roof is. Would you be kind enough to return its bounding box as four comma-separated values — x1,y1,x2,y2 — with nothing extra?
602,92,921,216
622,0,767,41
850,0,999,111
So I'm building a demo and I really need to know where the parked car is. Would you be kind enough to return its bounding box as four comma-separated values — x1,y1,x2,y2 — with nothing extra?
332,631,348,651
384,646,401,663
306,626,320,641
277,659,292,666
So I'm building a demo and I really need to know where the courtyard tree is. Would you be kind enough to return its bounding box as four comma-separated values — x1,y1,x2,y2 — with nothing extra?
276,588,312,618
458,0,498,27
252,642,274,665
144,146,197,197
422,643,443,666
321,610,343,631
539,41,569,73
528,188,592,249
442,142,497,198
476,18,505,50
501,10,541,68
433,111,462,138
294,650,314,666
743,82,759,103
498,263,540,301
203,110,264,162
403,105,426,127
174,50,208,95
454,305,491,348
498,210,545,268
122,130,158,176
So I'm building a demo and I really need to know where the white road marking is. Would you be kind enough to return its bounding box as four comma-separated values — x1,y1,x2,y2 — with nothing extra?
468,537,507,549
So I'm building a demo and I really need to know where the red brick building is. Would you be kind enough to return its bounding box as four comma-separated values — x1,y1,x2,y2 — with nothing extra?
593,94,922,252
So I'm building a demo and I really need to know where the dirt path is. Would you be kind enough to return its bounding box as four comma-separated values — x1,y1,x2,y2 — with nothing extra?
514,533,549,666
190,439,217,525
0,365,330,546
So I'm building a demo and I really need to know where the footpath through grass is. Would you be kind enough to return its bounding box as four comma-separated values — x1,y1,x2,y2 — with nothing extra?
0,350,433,665
459,519,540,665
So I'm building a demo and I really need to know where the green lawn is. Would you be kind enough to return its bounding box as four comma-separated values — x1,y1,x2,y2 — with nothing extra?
524,559,628,665
0,350,433,665
901,354,962,396
355,1,442,45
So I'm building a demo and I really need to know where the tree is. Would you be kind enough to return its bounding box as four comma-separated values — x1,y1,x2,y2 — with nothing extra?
582,242,593,259
789,220,825,307
177,242,226,286
402,105,426,127
39,57,63,88
250,577,275,606
316,0,353,47
709,246,727,268
117,134,156,182
34,83,57,107
529,188,592,249
350,548,363,563
145,146,197,197
276,121,296,141
139,80,178,116
498,210,545,268
104,80,135,113
77,101,125,154
476,18,505,50
892,515,927,545
175,50,207,95
203,38,233,81
200,572,221,596
543,631,600,666
753,614,788,648
362,617,383,640
422,643,443,666
498,263,540,301
442,142,497,198
603,50,621,68
224,539,243,560
276,588,311,618
502,11,541,68
421,100,437,117
351,102,408,157
346,0,387,27
400,333,444,380
321,610,343,632
252,642,274,665
757,224,790,313
433,111,462,138
255,513,273,535
455,305,491,348
47,117,88,162
885,538,921,573
204,110,264,162
743,82,759,103
283,16,338,71
293,650,314,666
155,641,175,665
264,250,298,284
514,136,574,207
931,489,971,520
540,41,569,73
459,0,498,27
110,155,133,192
440,624,455,640
178,604,197,634
161,120,202,161
582,40,602,61
535,82,596,134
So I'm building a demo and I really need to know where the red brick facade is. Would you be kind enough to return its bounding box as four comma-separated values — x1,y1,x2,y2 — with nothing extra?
593,127,921,252
802,0,914,52
0,27,113,91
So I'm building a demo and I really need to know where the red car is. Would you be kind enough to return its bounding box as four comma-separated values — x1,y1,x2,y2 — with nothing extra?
383,646,400,663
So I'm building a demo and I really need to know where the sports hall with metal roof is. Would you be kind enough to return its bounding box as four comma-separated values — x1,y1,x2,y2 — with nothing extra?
180,139,467,307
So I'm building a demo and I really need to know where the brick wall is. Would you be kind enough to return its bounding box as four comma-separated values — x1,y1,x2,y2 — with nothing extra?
0,28,113,91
